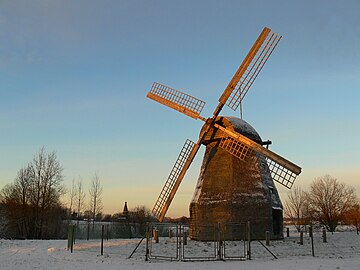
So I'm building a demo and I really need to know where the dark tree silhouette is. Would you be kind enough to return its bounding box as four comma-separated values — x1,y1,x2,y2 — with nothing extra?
306,175,357,232
284,186,310,232
1,148,65,239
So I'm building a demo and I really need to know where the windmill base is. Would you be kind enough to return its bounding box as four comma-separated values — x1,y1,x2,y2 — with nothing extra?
189,117,284,241
189,202,283,241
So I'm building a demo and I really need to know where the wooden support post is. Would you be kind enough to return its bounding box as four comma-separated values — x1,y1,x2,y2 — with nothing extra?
67,225,71,250
217,223,222,260
247,221,251,260
322,227,327,243
87,223,90,241
169,228,172,239
71,225,75,253
300,231,303,245
101,225,104,256
265,231,270,246
73,224,76,245
286,227,290,237
154,229,159,243
183,231,187,246
145,225,150,261
309,226,314,257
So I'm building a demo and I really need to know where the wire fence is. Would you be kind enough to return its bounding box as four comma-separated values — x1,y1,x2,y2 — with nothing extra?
73,221,146,240
67,221,148,258
66,222,360,262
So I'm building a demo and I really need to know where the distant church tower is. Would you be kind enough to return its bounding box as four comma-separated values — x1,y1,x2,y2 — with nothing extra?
123,201,129,216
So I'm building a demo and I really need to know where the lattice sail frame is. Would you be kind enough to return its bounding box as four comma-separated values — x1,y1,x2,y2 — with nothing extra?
152,139,196,218
214,123,300,189
219,136,254,162
147,82,206,120
226,30,282,111
265,157,297,189
219,137,298,189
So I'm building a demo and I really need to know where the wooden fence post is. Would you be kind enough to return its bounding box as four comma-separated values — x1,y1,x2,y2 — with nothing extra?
87,223,90,241
145,224,150,261
71,225,75,253
309,226,314,257
265,231,270,246
183,231,187,246
247,221,251,260
67,225,71,251
101,225,104,256
154,229,159,243
322,227,327,243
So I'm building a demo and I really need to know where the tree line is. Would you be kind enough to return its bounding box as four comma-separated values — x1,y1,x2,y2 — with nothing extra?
2,148,359,238
0,148,156,239
0,148,112,238
0,148,65,239
284,174,360,233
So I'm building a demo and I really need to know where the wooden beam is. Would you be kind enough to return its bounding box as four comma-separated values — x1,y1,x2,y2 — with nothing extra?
214,123,301,175
218,27,271,105
147,92,201,120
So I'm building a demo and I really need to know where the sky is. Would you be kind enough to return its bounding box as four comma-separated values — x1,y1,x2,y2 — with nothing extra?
1,0,360,217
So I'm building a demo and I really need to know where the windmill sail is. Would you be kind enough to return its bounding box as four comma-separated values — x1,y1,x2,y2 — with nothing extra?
152,139,200,221
219,135,254,162
215,124,301,189
218,27,282,111
265,157,298,189
147,82,206,120
227,32,281,110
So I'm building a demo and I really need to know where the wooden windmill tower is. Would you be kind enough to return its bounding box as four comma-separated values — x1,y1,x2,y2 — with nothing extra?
146,27,302,240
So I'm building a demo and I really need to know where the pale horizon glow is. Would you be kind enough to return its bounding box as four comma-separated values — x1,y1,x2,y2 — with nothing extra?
1,0,360,217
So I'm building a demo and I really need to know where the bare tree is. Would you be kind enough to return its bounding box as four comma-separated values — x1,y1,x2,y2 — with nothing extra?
76,178,86,227
306,175,357,232
89,173,103,225
129,205,153,235
284,186,309,232
1,148,65,239
68,178,77,219
344,202,360,234
29,148,65,238
129,205,152,224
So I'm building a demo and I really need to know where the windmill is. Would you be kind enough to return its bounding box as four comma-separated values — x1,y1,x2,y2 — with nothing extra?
146,27,302,240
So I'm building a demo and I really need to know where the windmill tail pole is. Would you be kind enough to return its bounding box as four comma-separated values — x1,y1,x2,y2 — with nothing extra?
257,240,278,259
128,236,145,259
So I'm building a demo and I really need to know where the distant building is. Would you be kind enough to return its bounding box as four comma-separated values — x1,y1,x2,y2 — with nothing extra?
123,201,129,216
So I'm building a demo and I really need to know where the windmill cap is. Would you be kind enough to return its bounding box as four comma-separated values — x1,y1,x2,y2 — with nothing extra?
201,116,262,145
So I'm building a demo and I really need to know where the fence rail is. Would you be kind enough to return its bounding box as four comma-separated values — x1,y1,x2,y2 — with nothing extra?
66,222,360,263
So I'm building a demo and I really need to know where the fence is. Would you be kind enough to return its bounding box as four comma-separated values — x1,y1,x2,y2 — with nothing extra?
66,221,148,258
66,222,360,262
145,222,251,261
74,221,146,240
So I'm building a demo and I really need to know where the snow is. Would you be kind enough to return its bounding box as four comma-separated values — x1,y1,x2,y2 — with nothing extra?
224,116,262,143
1,230,360,270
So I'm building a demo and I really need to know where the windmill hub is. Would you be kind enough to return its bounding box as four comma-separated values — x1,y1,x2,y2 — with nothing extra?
200,116,262,145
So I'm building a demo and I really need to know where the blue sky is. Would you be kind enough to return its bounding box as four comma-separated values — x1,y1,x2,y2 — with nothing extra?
1,0,360,216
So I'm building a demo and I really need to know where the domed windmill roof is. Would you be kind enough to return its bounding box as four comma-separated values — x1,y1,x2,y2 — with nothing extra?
201,116,263,145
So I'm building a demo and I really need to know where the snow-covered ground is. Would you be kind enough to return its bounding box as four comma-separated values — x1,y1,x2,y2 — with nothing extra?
1,231,360,270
